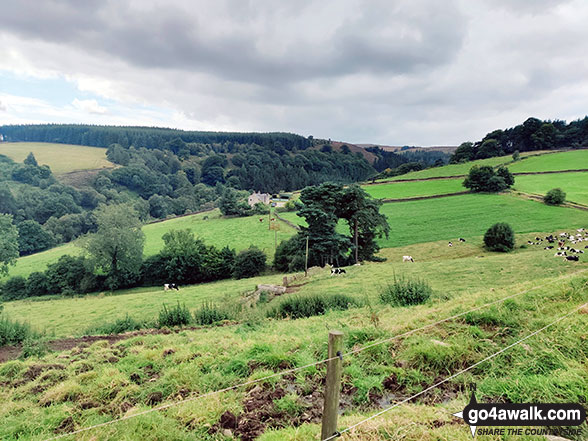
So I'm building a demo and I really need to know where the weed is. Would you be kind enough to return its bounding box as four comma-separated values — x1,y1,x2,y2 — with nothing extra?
193,302,231,325
380,275,432,306
85,314,149,335
0,315,40,346
158,302,192,328
268,294,358,319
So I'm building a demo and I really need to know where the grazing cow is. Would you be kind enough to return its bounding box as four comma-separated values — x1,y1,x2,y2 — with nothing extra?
544,246,554,250
271,218,275,221
164,283,180,291
535,237,542,241
448,241,453,247
259,218,264,222
554,252,567,257
565,255,579,261
527,240,533,245
578,228,585,232
558,241,565,247
585,245,588,249
331,267,346,275
164,283,169,291
402,255,414,262
459,238,466,242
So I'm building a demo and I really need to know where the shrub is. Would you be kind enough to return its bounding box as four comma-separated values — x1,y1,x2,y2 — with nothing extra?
512,150,520,161
233,247,267,279
544,188,566,205
380,275,432,306
25,272,48,297
193,303,231,325
484,222,515,252
268,294,357,319
0,316,39,346
158,302,192,328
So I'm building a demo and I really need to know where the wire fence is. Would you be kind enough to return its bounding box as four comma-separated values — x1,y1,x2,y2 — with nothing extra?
322,300,588,440
44,269,587,441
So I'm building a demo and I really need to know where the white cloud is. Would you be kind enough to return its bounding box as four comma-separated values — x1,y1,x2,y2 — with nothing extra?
0,0,588,145
71,98,107,114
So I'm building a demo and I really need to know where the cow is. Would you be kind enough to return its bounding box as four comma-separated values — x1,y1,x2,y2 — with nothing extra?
565,255,579,261
331,267,346,275
544,246,554,250
259,218,264,222
459,238,466,242
164,283,180,291
402,255,414,262
448,241,453,247
554,252,566,257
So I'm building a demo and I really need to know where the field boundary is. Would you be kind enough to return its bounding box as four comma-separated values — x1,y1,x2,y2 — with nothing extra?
379,191,469,203
274,211,302,231
368,168,588,185
513,191,588,212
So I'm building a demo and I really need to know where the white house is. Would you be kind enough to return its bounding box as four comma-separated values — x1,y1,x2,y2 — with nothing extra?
248,192,270,206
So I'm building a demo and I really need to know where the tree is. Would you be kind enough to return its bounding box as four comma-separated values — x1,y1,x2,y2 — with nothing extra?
159,229,208,284
233,247,266,279
544,188,566,205
484,223,515,252
476,139,503,159
24,152,38,166
512,150,520,161
0,214,19,277
450,142,475,163
16,220,54,256
463,166,513,192
83,204,145,290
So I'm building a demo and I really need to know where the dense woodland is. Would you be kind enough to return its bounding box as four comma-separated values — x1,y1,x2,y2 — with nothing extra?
451,116,588,163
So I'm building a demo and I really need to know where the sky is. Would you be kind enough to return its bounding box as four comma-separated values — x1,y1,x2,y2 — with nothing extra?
1,0,588,146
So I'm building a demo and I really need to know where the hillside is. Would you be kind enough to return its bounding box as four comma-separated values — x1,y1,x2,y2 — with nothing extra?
1,230,586,440
4,209,298,279
0,142,114,176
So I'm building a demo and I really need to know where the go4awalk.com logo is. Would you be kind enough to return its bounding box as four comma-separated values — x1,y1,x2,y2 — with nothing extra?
452,387,586,438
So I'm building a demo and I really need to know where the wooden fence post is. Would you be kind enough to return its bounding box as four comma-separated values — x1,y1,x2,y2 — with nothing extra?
321,330,343,440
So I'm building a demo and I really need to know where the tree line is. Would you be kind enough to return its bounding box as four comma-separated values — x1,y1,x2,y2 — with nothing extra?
451,116,588,163
0,204,268,300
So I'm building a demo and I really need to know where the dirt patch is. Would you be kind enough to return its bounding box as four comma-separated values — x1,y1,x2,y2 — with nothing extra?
146,391,163,405
14,363,66,387
210,381,324,441
53,416,74,434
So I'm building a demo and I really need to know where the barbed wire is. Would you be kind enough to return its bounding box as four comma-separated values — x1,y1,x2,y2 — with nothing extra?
44,269,587,441
322,300,588,440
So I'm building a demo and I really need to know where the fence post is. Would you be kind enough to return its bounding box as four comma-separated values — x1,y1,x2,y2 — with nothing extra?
321,330,343,440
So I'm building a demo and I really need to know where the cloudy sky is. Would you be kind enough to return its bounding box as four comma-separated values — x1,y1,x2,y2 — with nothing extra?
1,0,587,145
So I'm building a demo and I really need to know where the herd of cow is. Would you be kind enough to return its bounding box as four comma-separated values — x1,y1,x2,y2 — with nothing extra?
402,237,467,263
527,228,587,262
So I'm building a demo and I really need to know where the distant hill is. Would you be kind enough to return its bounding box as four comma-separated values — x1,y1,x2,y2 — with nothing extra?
357,144,458,154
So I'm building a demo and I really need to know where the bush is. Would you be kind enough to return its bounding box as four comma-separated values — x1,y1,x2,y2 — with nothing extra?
158,302,192,327
194,303,231,325
25,272,48,297
380,275,432,306
233,247,267,279
544,188,566,205
268,294,357,319
0,316,39,346
484,222,515,252
512,150,520,161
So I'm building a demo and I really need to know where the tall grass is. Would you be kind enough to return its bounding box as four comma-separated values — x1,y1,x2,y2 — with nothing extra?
380,275,432,306
268,294,358,319
0,316,39,346
158,302,192,327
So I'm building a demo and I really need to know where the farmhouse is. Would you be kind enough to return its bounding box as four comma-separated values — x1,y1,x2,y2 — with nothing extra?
248,192,270,206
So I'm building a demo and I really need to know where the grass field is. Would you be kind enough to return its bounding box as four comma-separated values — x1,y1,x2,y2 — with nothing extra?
508,149,588,173
379,149,586,182
3,210,298,280
363,178,464,199
1,242,586,440
4,230,586,338
281,193,588,248
514,172,588,205
0,142,113,175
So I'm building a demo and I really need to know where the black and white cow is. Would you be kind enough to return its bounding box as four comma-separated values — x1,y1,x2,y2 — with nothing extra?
330,267,346,276
164,283,180,291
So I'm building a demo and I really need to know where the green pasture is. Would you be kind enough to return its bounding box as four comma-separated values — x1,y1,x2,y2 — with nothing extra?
4,229,587,338
1,258,586,440
508,149,588,173
0,142,113,175
514,172,588,205
281,193,588,248
362,178,464,199
4,210,298,280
